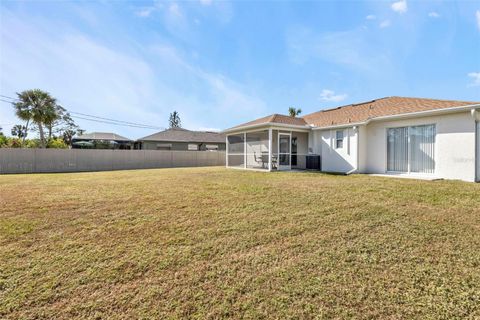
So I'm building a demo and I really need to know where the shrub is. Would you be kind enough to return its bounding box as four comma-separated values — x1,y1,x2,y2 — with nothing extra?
25,139,40,148
7,138,22,148
0,133,7,147
47,138,68,149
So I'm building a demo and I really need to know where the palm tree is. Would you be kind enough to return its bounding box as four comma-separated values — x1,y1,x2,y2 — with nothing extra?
13,89,59,148
169,111,181,128
14,98,32,144
288,107,302,117
11,125,27,139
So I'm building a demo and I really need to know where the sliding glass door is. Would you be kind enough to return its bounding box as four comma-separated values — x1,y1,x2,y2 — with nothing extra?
387,124,436,174
387,127,408,172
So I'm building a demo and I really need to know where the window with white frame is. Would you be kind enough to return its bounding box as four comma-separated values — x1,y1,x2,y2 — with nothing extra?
205,144,219,151
156,143,172,150
188,144,198,151
335,130,344,149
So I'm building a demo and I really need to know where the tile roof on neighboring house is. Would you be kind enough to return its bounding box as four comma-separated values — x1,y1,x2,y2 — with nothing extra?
74,132,132,141
228,114,308,130
302,96,479,127
138,127,225,143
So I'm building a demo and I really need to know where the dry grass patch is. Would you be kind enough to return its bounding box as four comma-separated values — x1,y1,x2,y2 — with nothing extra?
1,167,479,319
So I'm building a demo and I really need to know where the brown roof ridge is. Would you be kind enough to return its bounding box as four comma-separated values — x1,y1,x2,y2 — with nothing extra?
271,113,296,120
302,97,390,118
303,96,479,120
388,95,479,104
302,96,480,128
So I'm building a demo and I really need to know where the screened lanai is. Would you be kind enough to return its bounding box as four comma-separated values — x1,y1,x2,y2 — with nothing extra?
226,128,309,171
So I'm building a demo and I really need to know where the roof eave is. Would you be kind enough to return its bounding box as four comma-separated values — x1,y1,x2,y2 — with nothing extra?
310,103,480,130
223,122,311,134
137,139,225,143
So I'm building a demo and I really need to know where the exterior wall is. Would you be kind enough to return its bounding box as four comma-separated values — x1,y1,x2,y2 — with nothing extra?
308,130,322,155
358,125,368,172
308,111,477,181
477,121,480,182
364,112,476,182
141,141,226,151
0,149,226,174
314,126,358,173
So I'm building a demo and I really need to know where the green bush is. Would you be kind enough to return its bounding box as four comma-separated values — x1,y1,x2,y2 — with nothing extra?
0,136,68,149
0,133,7,147
25,139,40,148
47,138,68,149
7,138,22,148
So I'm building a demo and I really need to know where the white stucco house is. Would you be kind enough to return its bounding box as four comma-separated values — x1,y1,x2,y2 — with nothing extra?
223,96,480,182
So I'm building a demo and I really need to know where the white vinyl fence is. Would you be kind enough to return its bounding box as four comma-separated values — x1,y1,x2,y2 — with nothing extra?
0,149,226,174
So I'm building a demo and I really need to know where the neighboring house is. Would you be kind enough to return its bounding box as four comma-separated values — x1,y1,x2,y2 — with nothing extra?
137,127,226,151
72,132,133,149
223,96,480,182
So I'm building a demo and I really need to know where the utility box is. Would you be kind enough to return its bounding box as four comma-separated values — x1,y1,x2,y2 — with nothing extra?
306,155,321,170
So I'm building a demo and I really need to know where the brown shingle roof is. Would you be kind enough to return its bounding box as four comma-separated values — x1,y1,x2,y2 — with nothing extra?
302,96,479,127
138,127,225,143
225,97,479,132
228,114,308,130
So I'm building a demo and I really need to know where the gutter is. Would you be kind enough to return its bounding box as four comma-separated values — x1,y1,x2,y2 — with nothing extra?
369,103,480,122
138,139,225,143
346,168,357,175
311,121,367,130
222,122,311,134
472,108,480,121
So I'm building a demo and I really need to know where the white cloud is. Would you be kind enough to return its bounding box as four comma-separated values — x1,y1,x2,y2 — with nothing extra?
391,0,407,14
134,1,163,17
379,20,391,28
168,3,182,17
468,72,480,87
0,11,265,137
428,12,440,18
135,7,155,17
366,15,376,20
319,89,348,103
476,10,480,32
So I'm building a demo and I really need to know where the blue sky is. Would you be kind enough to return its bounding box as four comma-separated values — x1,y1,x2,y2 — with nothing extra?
1,0,479,139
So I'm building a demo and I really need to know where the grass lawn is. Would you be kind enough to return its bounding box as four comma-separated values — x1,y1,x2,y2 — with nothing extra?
1,167,479,319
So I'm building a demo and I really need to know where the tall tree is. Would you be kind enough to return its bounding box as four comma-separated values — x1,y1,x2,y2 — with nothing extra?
288,107,302,117
13,97,32,144
45,104,78,141
11,125,27,139
13,89,59,148
169,111,181,128
62,128,84,146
